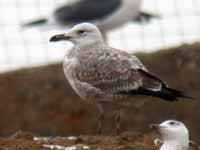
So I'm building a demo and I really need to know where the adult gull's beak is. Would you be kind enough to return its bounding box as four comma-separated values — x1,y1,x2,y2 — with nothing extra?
150,124,160,130
49,34,71,42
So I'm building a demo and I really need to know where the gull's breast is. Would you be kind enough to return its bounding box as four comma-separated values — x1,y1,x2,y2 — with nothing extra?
63,56,81,96
63,55,110,101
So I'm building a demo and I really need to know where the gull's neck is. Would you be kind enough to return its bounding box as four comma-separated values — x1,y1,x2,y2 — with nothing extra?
66,41,106,58
75,40,106,51
161,140,189,150
77,39,105,49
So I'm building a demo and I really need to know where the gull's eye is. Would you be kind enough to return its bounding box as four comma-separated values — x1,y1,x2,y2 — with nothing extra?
77,30,86,35
169,121,177,126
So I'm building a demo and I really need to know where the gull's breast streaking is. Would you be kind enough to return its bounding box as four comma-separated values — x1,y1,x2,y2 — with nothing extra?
49,23,192,134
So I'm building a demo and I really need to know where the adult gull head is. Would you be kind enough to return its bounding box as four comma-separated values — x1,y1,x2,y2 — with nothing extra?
151,120,189,150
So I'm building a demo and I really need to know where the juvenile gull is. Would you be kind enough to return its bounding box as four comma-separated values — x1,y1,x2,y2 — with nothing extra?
151,120,189,150
23,0,159,34
49,23,192,134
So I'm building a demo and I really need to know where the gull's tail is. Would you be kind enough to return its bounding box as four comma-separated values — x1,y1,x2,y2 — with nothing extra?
21,18,48,28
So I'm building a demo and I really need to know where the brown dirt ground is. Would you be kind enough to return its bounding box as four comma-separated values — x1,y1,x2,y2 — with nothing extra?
0,131,199,150
0,42,200,149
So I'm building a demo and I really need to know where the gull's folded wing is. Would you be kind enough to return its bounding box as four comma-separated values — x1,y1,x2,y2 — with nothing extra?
54,0,122,24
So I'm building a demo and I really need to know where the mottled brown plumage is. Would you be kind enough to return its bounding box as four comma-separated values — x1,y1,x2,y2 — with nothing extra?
50,23,192,134
65,45,147,100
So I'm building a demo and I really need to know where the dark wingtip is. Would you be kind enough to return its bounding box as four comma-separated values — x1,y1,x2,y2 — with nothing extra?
180,93,194,100
21,18,48,28
162,86,194,101
135,11,161,24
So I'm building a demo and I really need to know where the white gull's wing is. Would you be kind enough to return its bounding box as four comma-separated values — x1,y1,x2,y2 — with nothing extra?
54,0,122,24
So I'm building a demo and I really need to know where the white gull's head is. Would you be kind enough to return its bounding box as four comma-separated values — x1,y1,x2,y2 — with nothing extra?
50,23,104,47
151,120,189,150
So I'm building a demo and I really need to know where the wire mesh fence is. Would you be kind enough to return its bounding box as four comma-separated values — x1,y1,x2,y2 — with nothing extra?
0,0,200,72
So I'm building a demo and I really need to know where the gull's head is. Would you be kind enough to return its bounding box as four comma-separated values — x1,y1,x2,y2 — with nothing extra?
151,120,189,143
50,23,104,47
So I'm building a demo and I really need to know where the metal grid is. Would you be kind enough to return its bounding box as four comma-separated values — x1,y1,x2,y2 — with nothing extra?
0,0,200,72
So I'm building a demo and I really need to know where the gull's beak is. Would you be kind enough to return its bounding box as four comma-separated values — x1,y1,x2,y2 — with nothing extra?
49,33,71,42
150,124,160,130
150,124,163,136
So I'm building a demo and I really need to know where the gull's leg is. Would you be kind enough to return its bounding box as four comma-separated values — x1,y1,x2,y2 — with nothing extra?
102,32,107,42
97,103,104,134
115,108,121,135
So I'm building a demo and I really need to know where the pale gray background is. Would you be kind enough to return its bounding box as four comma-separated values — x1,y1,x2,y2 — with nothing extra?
0,0,200,72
